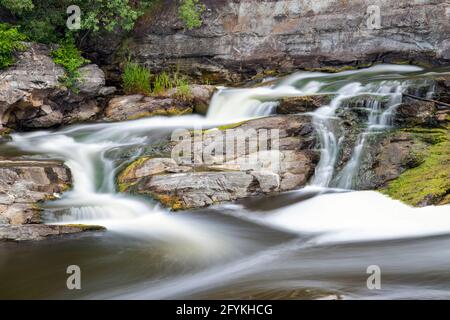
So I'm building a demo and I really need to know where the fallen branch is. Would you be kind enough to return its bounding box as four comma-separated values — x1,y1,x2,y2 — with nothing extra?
402,93,450,110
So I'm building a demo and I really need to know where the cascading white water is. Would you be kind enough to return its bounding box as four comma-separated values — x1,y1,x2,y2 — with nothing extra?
335,82,407,189
8,64,433,227
310,82,364,187
206,64,428,189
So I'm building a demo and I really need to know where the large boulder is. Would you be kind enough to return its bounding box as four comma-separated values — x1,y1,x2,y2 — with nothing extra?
0,43,113,131
117,115,319,210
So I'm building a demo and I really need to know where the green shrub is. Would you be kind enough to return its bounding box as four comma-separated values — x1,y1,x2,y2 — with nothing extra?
173,73,191,100
0,23,27,69
178,0,205,30
153,71,172,95
122,62,151,95
0,0,33,14
1,1,155,44
51,37,90,90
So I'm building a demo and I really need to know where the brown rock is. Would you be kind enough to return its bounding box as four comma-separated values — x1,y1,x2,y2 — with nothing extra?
277,95,333,114
104,95,193,121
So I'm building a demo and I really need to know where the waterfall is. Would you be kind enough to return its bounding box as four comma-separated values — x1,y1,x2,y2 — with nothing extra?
334,82,405,189
7,64,433,226
310,83,364,187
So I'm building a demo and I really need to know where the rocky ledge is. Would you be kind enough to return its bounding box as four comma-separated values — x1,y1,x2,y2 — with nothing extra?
93,0,450,83
0,224,106,242
104,84,215,121
117,115,319,210
0,43,114,133
0,160,105,241
0,43,216,131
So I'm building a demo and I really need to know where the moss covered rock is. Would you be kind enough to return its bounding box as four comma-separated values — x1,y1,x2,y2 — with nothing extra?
381,125,450,207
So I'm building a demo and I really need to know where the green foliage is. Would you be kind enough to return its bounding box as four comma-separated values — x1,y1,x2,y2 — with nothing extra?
152,70,191,99
1,0,204,45
51,37,90,90
178,0,205,30
122,62,151,95
153,72,172,95
0,0,33,14
0,23,26,69
173,73,191,100
81,0,153,33
0,1,155,43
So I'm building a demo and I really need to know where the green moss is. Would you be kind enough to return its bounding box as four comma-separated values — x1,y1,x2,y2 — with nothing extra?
126,106,193,121
117,156,151,191
216,120,248,131
382,126,450,206
0,127,12,136
149,192,184,211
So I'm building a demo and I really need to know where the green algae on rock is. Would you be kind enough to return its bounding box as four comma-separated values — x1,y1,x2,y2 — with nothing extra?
381,125,450,207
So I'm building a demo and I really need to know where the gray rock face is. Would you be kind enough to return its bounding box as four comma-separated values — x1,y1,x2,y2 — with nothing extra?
0,160,72,225
0,43,111,131
118,115,319,210
0,160,107,241
0,224,106,241
102,0,450,82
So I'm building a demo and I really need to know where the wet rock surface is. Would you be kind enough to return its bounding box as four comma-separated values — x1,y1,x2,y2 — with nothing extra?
117,115,319,210
277,95,333,114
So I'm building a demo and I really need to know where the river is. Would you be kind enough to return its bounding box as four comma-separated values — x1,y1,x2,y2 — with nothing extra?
1,65,449,299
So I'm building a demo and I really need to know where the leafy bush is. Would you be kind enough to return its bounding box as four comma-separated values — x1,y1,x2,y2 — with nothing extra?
51,37,90,90
0,23,27,69
122,62,151,95
0,0,33,14
1,0,155,43
178,0,205,30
